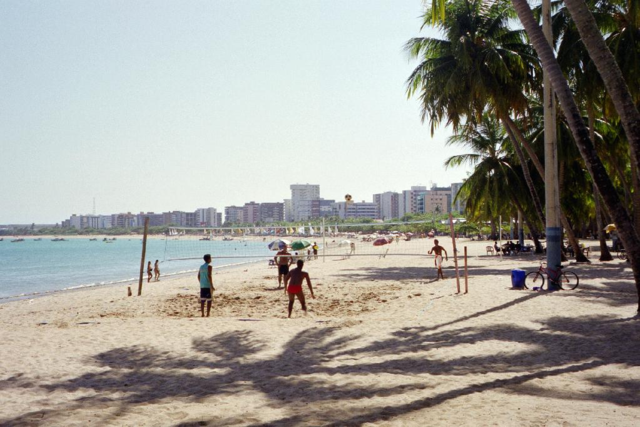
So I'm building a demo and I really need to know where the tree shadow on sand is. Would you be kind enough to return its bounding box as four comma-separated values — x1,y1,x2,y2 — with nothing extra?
2,295,640,425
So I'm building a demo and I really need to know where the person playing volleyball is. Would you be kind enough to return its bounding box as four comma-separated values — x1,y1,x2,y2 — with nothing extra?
284,260,315,318
428,239,448,280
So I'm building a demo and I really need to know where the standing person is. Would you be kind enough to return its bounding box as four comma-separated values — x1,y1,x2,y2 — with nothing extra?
154,260,160,281
275,246,292,288
147,261,153,283
312,242,319,260
428,239,449,280
350,242,356,255
197,254,215,317
284,260,315,318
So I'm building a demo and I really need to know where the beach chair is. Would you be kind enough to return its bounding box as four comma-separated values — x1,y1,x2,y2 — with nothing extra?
486,246,495,256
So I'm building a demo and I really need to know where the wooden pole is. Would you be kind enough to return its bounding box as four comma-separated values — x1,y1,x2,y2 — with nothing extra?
464,246,469,294
137,217,149,296
322,218,326,263
449,213,461,294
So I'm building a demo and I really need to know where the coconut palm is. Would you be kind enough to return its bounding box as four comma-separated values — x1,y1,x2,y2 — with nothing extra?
507,0,640,312
419,0,640,311
445,114,546,251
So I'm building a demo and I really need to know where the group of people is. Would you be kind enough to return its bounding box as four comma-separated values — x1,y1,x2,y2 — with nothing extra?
197,250,315,318
147,260,160,282
194,239,452,318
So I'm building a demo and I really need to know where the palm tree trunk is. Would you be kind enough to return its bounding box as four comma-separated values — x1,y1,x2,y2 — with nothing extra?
587,102,613,261
512,196,544,253
502,117,546,225
511,0,640,312
562,0,640,203
504,117,586,261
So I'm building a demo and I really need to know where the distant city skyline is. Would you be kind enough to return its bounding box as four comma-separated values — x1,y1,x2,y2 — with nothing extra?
0,1,471,224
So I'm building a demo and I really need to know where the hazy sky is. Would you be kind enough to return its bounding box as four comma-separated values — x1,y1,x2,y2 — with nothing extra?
0,0,470,224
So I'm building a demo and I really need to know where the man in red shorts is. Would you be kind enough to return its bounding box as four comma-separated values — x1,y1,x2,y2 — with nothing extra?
284,260,315,318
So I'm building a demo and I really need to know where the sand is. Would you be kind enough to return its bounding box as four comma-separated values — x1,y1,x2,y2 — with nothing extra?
1,238,639,426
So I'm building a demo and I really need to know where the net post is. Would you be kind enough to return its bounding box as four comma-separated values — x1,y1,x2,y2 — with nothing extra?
449,213,461,294
138,217,149,296
322,218,326,263
464,246,469,294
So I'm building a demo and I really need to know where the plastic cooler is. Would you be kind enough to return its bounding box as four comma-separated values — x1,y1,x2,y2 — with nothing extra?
511,269,526,289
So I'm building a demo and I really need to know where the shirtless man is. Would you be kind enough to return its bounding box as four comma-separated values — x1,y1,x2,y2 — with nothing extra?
284,260,315,318
275,246,292,288
428,239,449,280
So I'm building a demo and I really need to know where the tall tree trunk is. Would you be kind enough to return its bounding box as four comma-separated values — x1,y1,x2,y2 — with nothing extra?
504,117,587,261
587,102,613,261
512,196,544,253
502,117,546,225
511,0,640,312
562,0,640,209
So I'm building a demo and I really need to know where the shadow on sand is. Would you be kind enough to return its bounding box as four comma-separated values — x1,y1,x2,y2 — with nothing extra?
2,265,639,426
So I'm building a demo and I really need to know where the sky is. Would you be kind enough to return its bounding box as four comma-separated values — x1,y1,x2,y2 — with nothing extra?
0,0,471,224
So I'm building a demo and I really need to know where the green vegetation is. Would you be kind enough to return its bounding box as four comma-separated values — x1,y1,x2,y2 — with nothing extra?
408,0,640,310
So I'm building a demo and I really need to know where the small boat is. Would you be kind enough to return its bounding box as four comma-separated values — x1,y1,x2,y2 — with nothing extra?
11,238,24,242
199,237,211,241
222,236,234,241
0,238,3,241
51,238,67,242
89,238,97,241
33,238,42,241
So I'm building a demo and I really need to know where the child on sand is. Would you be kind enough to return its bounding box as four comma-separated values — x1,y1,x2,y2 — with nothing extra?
197,254,215,317
284,260,315,318
428,239,448,280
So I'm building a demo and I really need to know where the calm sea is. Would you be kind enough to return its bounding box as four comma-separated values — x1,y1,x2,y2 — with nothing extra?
0,238,273,300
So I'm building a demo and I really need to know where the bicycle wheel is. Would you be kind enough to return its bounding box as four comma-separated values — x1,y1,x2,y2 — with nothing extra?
525,271,545,290
560,271,579,290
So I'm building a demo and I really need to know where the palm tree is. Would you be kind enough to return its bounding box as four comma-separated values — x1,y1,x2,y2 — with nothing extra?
420,0,640,311
445,114,546,251
406,0,590,259
509,0,640,312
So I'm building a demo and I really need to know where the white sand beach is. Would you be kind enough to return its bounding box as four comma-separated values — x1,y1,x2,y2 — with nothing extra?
1,239,639,426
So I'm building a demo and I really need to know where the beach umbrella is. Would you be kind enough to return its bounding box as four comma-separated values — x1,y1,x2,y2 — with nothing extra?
268,239,290,251
373,238,389,246
338,239,352,247
291,240,311,251
604,224,616,232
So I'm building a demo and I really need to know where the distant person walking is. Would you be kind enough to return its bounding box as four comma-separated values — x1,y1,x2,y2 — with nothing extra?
154,260,160,281
275,247,292,288
197,254,215,317
284,260,315,318
312,242,319,260
428,239,448,280
350,242,356,255
147,261,153,283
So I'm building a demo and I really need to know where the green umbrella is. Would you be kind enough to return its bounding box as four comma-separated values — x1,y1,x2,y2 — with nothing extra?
291,240,311,251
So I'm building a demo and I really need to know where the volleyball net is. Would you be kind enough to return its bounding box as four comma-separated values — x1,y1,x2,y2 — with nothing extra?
162,220,443,262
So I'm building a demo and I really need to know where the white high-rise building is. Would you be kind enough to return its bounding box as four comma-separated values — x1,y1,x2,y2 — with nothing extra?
284,199,293,222
373,192,400,220
195,208,219,227
450,182,466,213
290,184,320,221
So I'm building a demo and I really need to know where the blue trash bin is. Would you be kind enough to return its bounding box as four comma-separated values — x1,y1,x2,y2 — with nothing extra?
511,269,526,289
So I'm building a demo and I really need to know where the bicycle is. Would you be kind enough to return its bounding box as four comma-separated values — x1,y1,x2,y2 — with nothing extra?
524,263,580,290
617,248,628,260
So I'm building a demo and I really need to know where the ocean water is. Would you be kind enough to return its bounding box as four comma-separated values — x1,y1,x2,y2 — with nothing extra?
0,238,273,300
